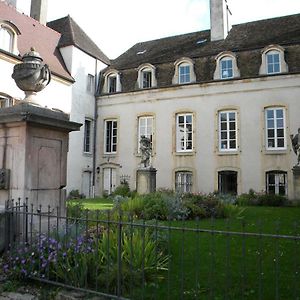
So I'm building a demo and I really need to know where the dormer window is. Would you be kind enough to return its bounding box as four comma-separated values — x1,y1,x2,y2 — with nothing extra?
103,70,121,94
259,45,288,75
173,58,196,85
179,63,190,83
108,75,117,93
0,21,20,54
137,64,156,89
266,51,280,74
214,52,240,80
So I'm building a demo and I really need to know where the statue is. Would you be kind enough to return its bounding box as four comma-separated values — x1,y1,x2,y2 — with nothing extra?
140,135,151,168
12,47,51,103
290,128,300,166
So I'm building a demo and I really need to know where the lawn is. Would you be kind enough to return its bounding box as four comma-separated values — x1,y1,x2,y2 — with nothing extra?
68,199,300,299
68,197,114,210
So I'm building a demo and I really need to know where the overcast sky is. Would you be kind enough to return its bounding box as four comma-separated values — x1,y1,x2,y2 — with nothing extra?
17,0,300,59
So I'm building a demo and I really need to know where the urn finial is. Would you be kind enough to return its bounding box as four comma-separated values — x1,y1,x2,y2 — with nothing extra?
12,48,51,104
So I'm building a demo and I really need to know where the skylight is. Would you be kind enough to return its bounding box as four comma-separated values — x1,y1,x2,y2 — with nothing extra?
196,39,207,45
137,50,147,55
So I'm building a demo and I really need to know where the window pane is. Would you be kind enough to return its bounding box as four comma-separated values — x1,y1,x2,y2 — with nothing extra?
229,122,235,130
229,140,236,149
277,129,284,138
267,119,274,129
276,109,283,119
267,110,274,119
268,129,274,138
277,138,284,147
268,139,275,147
221,123,227,130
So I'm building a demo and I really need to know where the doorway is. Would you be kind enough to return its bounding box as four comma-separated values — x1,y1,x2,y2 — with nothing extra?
103,168,117,195
218,170,237,194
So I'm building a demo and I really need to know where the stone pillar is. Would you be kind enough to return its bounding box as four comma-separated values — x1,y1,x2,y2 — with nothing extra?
0,103,81,214
292,166,300,200
136,167,157,194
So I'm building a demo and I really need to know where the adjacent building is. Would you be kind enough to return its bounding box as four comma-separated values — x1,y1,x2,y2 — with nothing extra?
96,0,300,199
0,0,109,197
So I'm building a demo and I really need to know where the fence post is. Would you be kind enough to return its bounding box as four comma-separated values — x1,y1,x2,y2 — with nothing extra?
117,209,123,298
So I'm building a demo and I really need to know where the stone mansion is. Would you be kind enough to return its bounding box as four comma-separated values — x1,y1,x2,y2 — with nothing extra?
96,1,300,199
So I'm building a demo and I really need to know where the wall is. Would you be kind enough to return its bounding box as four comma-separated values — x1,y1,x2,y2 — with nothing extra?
60,46,106,197
97,74,300,198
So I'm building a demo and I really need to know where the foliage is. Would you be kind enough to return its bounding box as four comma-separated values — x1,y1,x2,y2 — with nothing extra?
1,226,169,294
67,189,85,200
237,190,288,207
66,199,84,218
112,182,131,197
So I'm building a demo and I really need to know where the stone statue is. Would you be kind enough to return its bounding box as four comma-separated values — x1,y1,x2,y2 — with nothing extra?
290,128,300,165
140,135,151,168
12,47,51,103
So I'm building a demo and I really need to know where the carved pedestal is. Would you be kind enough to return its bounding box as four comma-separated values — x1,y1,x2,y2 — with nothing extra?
136,168,157,194
0,103,81,212
292,166,300,200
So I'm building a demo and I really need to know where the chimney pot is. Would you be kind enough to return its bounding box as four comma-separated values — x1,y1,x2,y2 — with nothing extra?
30,0,48,25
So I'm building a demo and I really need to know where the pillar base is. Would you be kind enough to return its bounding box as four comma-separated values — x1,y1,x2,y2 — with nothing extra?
136,168,157,194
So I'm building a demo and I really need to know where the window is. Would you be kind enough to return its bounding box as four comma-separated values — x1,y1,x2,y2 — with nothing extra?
175,171,192,193
218,171,238,195
0,96,13,108
259,45,288,75
103,70,121,94
220,58,233,79
219,111,237,151
266,171,287,196
142,70,152,88
176,113,193,152
0,26,13,52
173,57,196,85
87,74,94,93
214,52,240,80
108,75,117,93
266,51,280,74
104,120,117,154
83,119,92,153
137,64,156,89
138,116,153,152
265,107,286,150
179,64,191,83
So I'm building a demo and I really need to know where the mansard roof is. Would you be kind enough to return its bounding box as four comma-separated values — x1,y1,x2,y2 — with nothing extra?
0,1,73,81
111,13,300,70
47,16,110,65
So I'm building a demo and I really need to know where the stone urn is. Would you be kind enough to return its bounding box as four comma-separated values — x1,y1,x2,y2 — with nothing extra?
12,47,51,103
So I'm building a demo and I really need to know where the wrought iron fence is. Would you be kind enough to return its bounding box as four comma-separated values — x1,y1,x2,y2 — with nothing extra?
2,200,300,299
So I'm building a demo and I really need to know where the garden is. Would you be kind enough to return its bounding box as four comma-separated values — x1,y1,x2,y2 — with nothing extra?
1,187,299,299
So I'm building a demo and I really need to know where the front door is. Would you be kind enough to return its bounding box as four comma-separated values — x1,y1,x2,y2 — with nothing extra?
103,168,117,195
82,171,92,198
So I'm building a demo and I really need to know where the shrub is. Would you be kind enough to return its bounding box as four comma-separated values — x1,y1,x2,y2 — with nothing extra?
237,190,287,207
113,182,131,197
66,200,84,218
2,226,169,294
68,189,85,200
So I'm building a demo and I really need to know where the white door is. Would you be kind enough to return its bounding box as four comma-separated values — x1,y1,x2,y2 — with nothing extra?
82,171,92,198
103,168,117,194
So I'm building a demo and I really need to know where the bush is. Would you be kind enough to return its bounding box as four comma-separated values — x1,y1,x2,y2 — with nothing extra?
237,190,287,207
68,189,85,200
2,227,169,294
112,182,130,197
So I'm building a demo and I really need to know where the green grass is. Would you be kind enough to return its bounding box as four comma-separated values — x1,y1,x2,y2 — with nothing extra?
129,206,300,300
68,197,113,210
66,201,300,299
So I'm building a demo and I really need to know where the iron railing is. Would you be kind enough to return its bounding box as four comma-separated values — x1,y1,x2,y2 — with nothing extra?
2,200,300,300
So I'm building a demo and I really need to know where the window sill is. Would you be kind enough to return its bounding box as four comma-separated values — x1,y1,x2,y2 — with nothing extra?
217,150,239,156
264,149,287,155
174,151,195,156
83,152,92,157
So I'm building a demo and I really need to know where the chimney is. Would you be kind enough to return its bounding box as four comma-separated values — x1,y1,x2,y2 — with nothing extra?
210,0,232,41
30,0,48,25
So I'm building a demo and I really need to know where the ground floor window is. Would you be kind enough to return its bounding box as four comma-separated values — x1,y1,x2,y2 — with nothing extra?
266,171,287,196
218,171,237,194
175,171,192,193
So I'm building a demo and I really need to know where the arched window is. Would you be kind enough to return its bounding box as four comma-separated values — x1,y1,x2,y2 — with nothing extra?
0,21,20,54
102,70,121,94
214,52,240,80
137,63,156,89
173,58,196,85
266,171,287,196
259,45,288,75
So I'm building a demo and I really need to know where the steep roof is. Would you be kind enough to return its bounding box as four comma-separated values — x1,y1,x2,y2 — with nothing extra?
0,1,73,81
47,16,110,65
111,13,300,70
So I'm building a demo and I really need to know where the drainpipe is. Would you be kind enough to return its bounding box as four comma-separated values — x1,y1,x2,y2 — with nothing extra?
92,61,101,198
